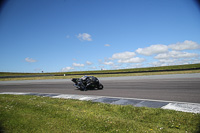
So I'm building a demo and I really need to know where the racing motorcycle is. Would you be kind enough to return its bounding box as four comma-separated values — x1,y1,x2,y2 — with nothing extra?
71,76,103,91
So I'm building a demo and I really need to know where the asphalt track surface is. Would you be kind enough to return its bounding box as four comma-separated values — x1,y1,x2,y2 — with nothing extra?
0,73,200,103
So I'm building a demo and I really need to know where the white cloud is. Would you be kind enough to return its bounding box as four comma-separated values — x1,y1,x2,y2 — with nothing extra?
158,59,177,63
86,61,92,65
118,57,145,63
191,58,200,64
107,51,145,66
89,66,97,69
150,59,180,67
87,40,200,70
25,57,37,63
77,33,92,41
103,61,114,65
155,51,199,59
168,40,200,51
110,64,122,70
61,67,74,72
111,51,136,60
151,49,200,67
72,63,85,67
136,44,168,56
150,57,200,67
105,44,111,47
127,63,143,68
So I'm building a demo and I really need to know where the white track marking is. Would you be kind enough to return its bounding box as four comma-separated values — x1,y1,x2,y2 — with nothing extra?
162,103,200,113
1,92,200,113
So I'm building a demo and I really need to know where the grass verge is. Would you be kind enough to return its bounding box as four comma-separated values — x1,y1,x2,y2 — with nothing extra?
0,95,200,132
1,69,200,81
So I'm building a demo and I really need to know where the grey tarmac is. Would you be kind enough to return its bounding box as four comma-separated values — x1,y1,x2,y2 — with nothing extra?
0,73,200,113
0,73,200,103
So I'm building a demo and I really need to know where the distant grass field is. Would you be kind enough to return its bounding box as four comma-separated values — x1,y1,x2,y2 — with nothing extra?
0,63,200,81
0,95,199,133
58,63,200,75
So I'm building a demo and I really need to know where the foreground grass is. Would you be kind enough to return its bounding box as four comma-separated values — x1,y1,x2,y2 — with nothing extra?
0,95,199,132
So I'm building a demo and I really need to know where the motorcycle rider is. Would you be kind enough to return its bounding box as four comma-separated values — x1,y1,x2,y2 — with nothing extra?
72,75,102,91
80,75,90,91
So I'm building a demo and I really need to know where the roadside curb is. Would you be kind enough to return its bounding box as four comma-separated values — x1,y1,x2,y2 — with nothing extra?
1,92,200,114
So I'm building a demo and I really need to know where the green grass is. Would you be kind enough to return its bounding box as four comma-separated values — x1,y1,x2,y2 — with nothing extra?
0,95,200,133
1,69,200,81
53,63,200,75
1,63,200,76
0,63,200,81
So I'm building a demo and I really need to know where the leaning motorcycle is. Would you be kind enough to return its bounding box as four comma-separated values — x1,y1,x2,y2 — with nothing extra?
71,76,103,91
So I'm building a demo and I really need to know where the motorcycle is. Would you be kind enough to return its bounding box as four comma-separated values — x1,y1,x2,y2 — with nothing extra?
71,76,103,91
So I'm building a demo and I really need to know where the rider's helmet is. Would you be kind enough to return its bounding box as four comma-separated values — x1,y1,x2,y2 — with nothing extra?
81,75,88,80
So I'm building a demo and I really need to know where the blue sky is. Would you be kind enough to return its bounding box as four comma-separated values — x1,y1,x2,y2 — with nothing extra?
0,0,200,72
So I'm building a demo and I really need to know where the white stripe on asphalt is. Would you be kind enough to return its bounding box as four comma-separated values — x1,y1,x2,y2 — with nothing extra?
0,92,28,95
162,103,200,114
52,94,102,101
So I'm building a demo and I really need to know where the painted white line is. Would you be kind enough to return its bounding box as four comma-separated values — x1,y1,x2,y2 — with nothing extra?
51,94,102,101
162,103,200,114
79,96,101,101
0,92,197,105
1,92,200,113
0,92,28,95
91,95,198,104
52,94,74,99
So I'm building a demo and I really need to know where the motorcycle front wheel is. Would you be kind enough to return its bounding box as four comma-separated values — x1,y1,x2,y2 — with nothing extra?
98,83,103,90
